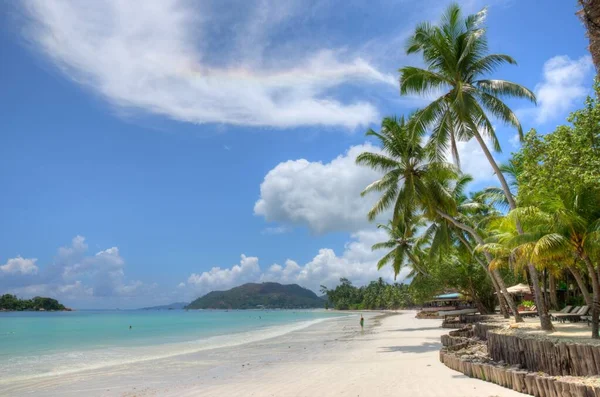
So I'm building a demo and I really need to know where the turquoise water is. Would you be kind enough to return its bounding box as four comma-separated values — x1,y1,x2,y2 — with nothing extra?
0,309,347,382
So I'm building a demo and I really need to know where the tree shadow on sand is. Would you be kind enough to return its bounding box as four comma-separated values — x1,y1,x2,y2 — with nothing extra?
392,326,441,332
378,342,440,354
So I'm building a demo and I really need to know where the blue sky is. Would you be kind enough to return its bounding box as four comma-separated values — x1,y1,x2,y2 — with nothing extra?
0,0,594,308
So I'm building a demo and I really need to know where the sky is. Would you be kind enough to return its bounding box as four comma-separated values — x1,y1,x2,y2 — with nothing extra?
0,0,595,309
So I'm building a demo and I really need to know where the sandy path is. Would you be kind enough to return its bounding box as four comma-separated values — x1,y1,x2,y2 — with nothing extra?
171,312,525,397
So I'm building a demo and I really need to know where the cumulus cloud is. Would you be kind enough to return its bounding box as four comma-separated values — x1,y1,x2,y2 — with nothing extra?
187,254,261,293
180,228,408,298
522,55,594,124
254,143,387,234
254,136,501,236
454,137,496,182
1,236,150,303
20,0,394,129
0,256,39,275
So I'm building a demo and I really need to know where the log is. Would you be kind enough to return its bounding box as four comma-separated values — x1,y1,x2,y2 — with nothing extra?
525,372,537,395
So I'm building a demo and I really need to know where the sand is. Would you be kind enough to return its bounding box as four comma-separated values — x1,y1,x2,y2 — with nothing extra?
2,311,526,397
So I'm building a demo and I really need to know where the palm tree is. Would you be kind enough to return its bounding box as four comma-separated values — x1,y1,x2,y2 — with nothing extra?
357,116,524,321
430,177,522,321
372,218,430,279
399,5,552,329
400,3,536,204
356,116,456,225
534,189,600,337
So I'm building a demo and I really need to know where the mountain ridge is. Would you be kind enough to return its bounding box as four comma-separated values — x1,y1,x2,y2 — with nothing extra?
186,282,324,309
139,302,188,310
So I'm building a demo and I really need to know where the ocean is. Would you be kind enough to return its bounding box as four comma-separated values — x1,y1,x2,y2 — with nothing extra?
0,309,348,384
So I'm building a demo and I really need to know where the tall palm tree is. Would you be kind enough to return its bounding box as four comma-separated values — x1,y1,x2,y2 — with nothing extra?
399,3,535,210
399,4,552,328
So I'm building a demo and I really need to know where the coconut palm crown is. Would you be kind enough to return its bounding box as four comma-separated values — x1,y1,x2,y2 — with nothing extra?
399,3,536,179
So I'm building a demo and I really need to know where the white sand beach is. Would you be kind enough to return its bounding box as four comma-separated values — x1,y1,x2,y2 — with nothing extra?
2,311,525,397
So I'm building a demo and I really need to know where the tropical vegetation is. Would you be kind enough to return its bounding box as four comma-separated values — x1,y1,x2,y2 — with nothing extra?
0,294,68,311
357,3,600,337
320,278,413,310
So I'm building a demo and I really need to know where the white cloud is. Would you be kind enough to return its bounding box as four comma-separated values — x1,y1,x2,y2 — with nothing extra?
181,228,409,298
2,236,149,303
524,55,593,124
57,281,93,298
254,137,500,237
454,138,496,182
186,254,261,294
261,226,290,235
0,256,39,275
21,0,394,129
254,143,387,234
509,133,521,149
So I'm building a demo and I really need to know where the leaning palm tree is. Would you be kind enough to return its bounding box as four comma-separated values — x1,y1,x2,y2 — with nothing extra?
426,177,523,320
399,3,535,209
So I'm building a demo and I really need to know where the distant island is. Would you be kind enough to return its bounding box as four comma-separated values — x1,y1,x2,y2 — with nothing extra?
0,294,71,311
186,282,324,309
140,302,188,310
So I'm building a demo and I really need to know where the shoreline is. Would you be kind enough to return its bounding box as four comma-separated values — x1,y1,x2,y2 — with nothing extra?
1,310,527,396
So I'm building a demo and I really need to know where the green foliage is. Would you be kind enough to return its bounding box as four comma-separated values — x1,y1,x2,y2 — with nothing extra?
185,282,324,309
0,294,67,311
409,248,495,312
512,82,600,202
323,278,414,310
521,300,535,309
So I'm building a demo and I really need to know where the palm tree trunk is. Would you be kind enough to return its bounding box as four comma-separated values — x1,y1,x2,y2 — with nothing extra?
436,209,523,322
582,254,599,339
471,128,552,330
578,0,600,73
549,274,559,310
527,263,554,330
471,130,518,210
491,274,510,318
569,265,593,307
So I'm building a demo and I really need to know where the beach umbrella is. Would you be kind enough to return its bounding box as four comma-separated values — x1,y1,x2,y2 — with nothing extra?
506,283,532,295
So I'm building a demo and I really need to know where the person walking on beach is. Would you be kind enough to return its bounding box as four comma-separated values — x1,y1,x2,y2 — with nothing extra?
359,315,364,330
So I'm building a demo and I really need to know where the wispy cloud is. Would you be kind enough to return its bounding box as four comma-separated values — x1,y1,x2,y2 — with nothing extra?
20,0,396,129
261,226,290,235
520,55,594,124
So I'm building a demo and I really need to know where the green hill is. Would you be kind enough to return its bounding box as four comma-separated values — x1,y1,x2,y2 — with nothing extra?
186,282,324,309
0,294,69,311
